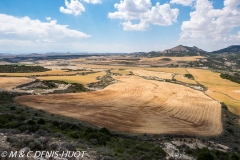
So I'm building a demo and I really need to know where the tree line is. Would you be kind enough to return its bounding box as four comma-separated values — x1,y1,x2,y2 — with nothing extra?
0,65,50,73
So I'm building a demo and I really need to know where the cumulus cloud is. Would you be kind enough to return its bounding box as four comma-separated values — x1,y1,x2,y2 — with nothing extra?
108,0,179,31
60,0,85,16
170,0,194,6
0,14,90,44
180,0,240,50
83,0,102,4
46,17,51,21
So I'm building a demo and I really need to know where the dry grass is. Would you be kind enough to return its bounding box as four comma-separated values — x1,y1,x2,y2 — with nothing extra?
0,77,34,90
187,69,240,115
132,70,173,79
175,75,197,84
0,70,77,77
16,76,222,136
37,72,106,85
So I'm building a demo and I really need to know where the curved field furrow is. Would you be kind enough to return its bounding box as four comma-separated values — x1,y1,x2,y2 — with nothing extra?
15,76,222,136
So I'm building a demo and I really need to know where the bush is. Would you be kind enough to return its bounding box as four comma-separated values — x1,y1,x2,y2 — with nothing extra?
6,136,19,143
27,120,36,125
37,118,46,125
99,135,110,145
197,151,214,160
184,74,194,79
99,127,111,135
29,139,43,150
231,154,240,160
10,106,16,110
114,147,124,153
50,143,58,150
68,132,79,139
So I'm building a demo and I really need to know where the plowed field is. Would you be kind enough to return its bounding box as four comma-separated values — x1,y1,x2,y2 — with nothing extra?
15,76,222,136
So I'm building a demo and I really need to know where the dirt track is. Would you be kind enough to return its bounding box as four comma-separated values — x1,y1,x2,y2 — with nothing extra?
15,76,222,136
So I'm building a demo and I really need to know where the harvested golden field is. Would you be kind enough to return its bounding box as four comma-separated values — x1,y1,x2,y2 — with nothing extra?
16,76,222,136
206,90,240,116
37,72,106,85
0,70,77,77
141,56,205,61
144,68,188,74
77,64,132,69
175,75,197,84
111,69,130,75
0,77,34,90
77,64,188,75
132,70,173,79
187,69,240,115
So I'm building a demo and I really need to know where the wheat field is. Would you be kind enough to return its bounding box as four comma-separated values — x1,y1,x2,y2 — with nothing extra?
0,77,34,90
187,69,240,115
37,72,106,85
132,70,173,79
15,76,222,136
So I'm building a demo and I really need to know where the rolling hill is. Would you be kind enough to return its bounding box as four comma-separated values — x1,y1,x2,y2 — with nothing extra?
211,45,240,54
143,45,206,57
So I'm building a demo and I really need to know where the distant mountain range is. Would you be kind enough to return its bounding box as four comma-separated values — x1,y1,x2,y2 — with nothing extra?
144,45,206,57
141,44,240,57
211,45,240,54
1,45,240,59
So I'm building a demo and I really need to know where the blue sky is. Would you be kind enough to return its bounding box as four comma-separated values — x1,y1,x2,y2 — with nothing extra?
0,0,239,53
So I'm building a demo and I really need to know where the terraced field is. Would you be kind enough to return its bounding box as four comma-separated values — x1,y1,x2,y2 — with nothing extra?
0,77,34,90
187,69,240,115
37,72,106,85
16,76,222,136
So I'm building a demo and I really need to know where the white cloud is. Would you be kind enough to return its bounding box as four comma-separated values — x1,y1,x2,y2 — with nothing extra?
170,0,194,6
180,0,240,51
83,0,102,4
46,17,51,21
60,0,85,16
108,0,179,31
0,14,90,52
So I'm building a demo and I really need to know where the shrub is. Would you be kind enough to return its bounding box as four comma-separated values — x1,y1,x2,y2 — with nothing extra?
29,139,43,150
184,74,194,79
27,120,36,125
99,127,111,135
6,136,19,143
197,151,214,160
68,132,79,139
37,118,46,125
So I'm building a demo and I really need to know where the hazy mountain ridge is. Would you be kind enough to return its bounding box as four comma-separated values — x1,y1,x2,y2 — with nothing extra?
162,45,205,54
141,45,206,57
211,45,240,54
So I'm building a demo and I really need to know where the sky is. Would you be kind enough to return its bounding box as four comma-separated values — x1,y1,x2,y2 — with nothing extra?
0,0,240,53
